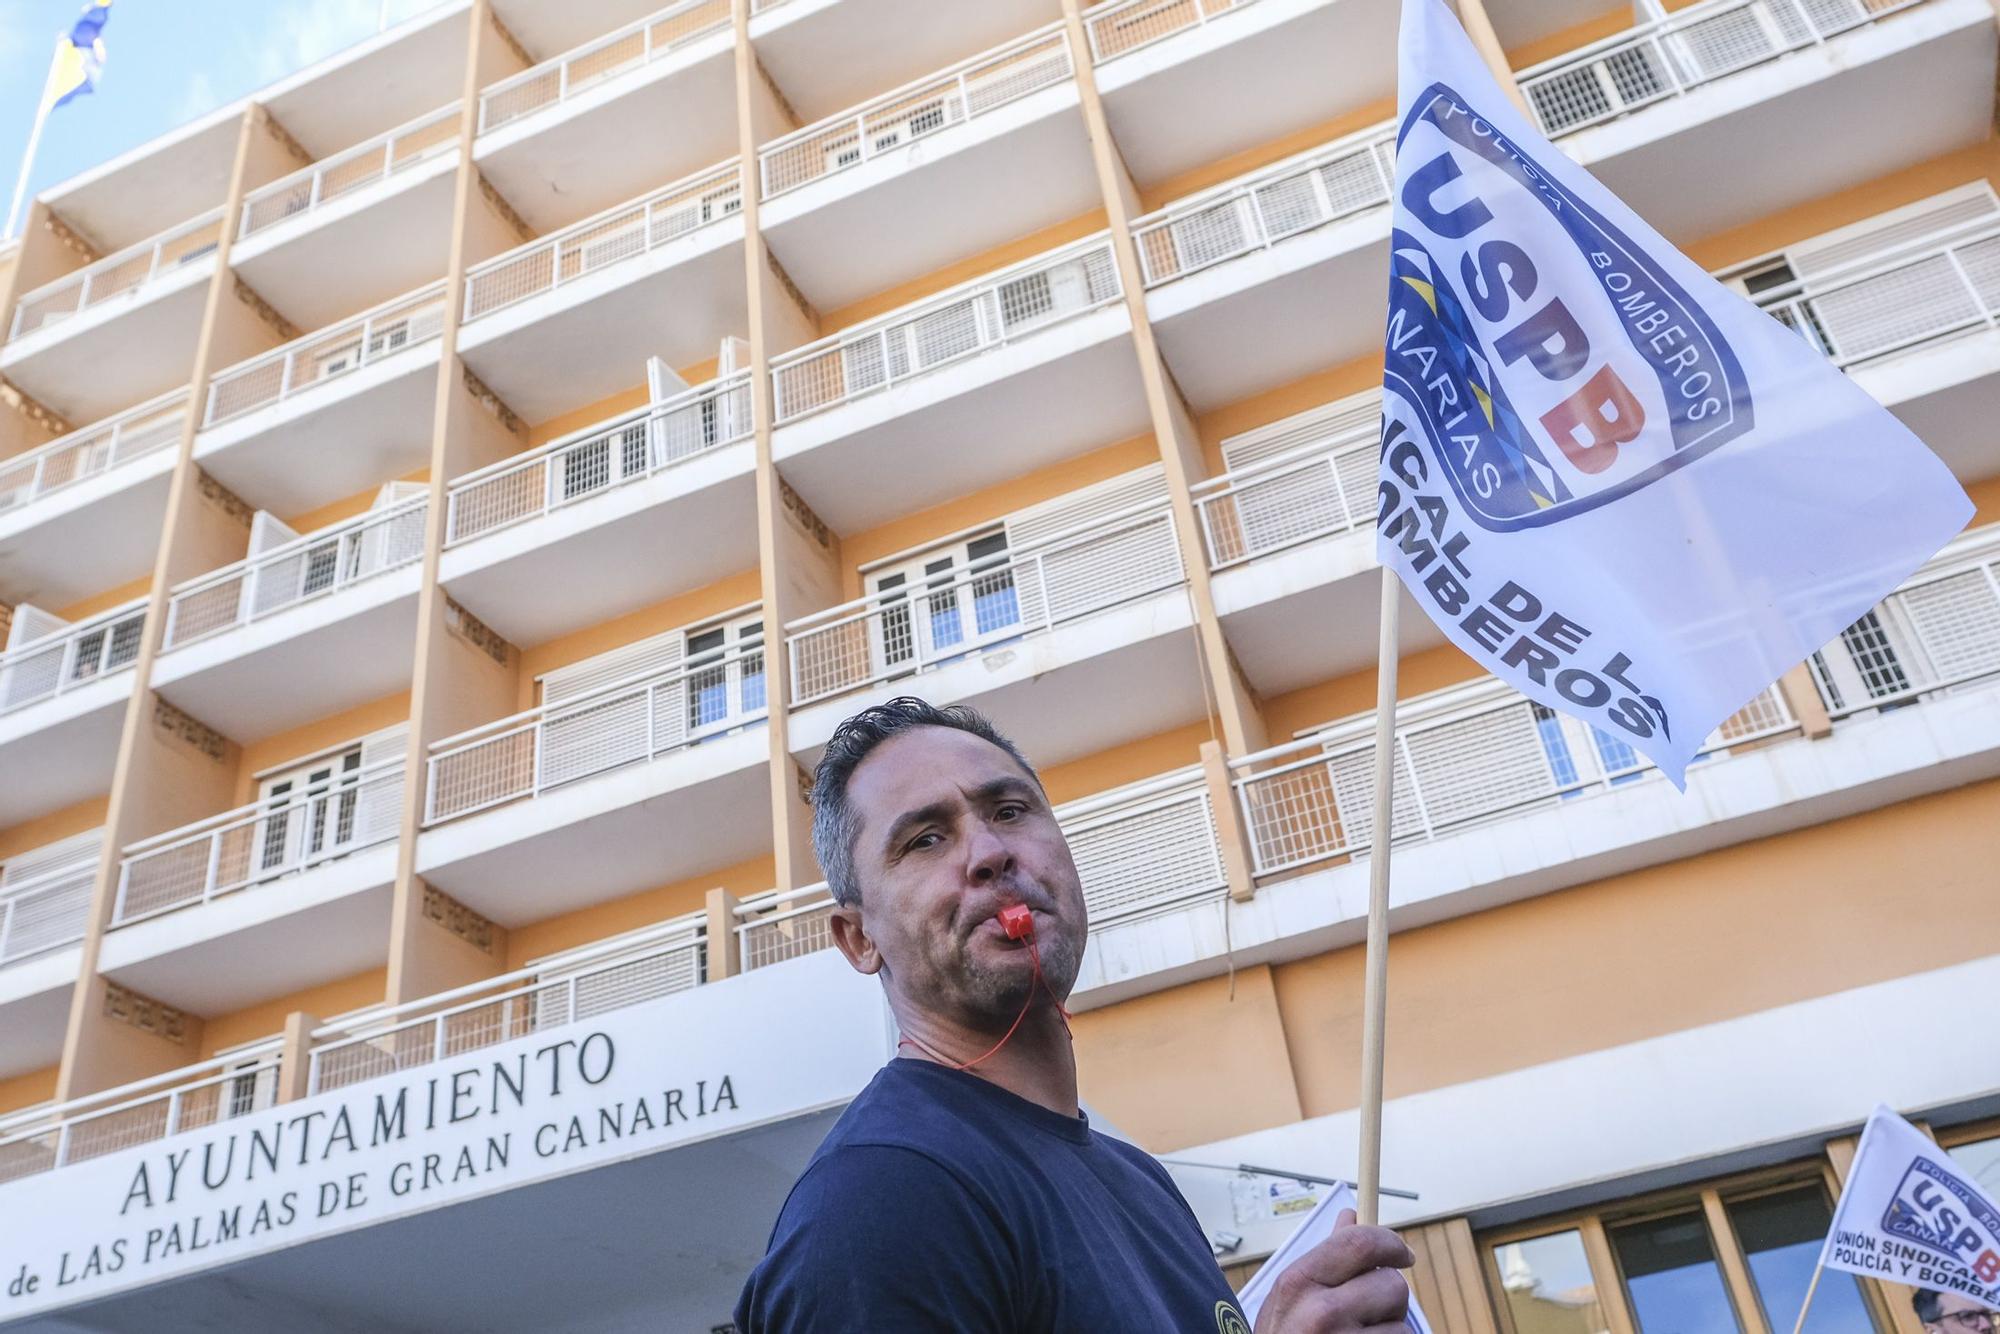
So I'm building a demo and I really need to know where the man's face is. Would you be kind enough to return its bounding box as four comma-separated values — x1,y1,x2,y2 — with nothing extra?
829,726,1088,1029
1929,1294,1998,1332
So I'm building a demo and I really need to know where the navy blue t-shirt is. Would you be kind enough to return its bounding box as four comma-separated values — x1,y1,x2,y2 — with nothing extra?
735,1058,1251,1332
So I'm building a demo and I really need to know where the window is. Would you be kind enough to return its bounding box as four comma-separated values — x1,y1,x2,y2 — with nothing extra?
258,748,364,876
1608,1209,1741,1333
868,530,1021,675
683,614,763,737
1493,1229,1609,1333
1840,611,1911,701
1946,1130,2000,1206
1726,1186,1877,1334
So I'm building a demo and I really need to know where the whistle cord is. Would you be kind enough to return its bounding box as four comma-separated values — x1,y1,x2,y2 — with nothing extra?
898,934,1070,1073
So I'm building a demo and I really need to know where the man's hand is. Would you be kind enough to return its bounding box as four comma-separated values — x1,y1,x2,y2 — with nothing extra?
1254,1209,1415,1333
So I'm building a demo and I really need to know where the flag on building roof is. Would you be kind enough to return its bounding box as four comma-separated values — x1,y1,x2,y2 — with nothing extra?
1374,0,1972,786
1817,1106,2000,1308
47,2,112,113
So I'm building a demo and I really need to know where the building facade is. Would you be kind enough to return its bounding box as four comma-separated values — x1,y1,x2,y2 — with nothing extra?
0,0,1996,1328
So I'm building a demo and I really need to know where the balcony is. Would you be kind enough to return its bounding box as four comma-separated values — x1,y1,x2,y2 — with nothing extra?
756,26,1097,311
307,912,707,1094
474,0,737,233
0,850,95,1081
1524,0,1994,239
1086,0,1398,186
97,760,404,1014
230,104,462,328
1138,122,1394,409
770,236,1149,532
0,209,221,422
0,391,185,607
455,161,746,421
151,499,427,742
194,284,446,515
1069,529,2000,1005
439,377,757,644
415,638,770,922
784,497,1205,766
0,600,145,825
1752,217,2000,481
0,1043,281,1187
749,0,1061,125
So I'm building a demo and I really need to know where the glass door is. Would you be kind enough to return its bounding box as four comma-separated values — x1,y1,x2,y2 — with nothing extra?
257,749,363,878
684,614,764,739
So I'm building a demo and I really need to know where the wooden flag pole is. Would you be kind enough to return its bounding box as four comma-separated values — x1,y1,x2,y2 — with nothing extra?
1355,564,1401,1225
1787,1259,1826,1334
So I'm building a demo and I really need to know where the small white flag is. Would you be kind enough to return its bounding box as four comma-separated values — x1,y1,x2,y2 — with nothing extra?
1377,0,1973,785
1236,1179,1433,1331
1818,1106,2000,1308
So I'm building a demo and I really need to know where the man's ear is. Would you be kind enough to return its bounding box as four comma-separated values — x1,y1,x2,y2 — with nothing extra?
828,903,882,976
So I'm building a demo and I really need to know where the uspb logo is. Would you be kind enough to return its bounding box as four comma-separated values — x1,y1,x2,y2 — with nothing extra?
1386,84,1754,531
1883,1156,2000,1285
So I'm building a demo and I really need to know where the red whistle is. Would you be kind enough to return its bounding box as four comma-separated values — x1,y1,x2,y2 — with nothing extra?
998,904,1034,939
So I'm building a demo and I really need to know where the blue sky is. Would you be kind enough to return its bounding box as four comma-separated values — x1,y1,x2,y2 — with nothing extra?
2,0,441,233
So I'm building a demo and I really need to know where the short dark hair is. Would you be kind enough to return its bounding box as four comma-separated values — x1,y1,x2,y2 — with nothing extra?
1914,1289,1944,1323
811,697,1040,908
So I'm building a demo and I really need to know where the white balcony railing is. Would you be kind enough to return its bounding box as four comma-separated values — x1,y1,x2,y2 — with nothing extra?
462,161,741,320
0,390,186,517
476,0,733,133
735,884,836,972
112,759,406,926
1193,423,1378,570
1133,123,1396,287
203,283,447,427
162,498,428,650
0,599,147,716
785,498,1184,707
239,104,461,239
7,209,224,342
770,235,1121,423
1520,0,1926,138
306,915,707,1094
1083,0,1259,63
758,26,1074,198
1810,525,2000,720
1232,679,1797,879
445,372,752,544
1758,224,2000,368
0,1045,282,1186
0,861,95,966
730,767,1227,963
425,639,766,823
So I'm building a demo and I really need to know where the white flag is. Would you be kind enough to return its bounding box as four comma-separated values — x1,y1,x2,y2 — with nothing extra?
1377,0,1972,785
1818,1106,2000,1308
1236,1179,1433,1331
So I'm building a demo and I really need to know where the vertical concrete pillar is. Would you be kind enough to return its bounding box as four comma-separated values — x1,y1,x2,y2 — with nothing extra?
705,886,743,981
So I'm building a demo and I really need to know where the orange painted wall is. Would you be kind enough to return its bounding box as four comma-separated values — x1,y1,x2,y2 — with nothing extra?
502,854,776,970
0,1065,57,1116
0,797,109,863
1073,965,1304,1149
513,566,765,709
1192,350,1383,476
1037,717,1213,805
199,968,387,1059
818,208,1109,336
835,433,1160,600
521,355,721,451
1502,7,1636,71
1685,140,2000,273
54,575,151,624
1136,99,1397,213
281,469,430,533
1270,775,2000,1121
230,691,412,806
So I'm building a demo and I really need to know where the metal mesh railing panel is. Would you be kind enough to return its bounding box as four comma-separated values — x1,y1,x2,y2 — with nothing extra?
760,31,1070,197
0,606,147,714
741,904,836,970
1896,569,2000,684
1198,444,1371,567
242,108,458,237
477,0,731,132
205,289,446,425
1069,790,1224,924
0,1132,58,1185
570,944,702,1018
1086,0,1252,60
8,213,223,340
429,728,537,821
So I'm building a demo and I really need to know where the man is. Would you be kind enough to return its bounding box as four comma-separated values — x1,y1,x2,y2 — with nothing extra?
735,697,1414,1332
1915,1288,1998,1332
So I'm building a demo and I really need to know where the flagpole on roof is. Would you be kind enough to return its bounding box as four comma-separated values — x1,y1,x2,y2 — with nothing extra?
3,37,66,242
